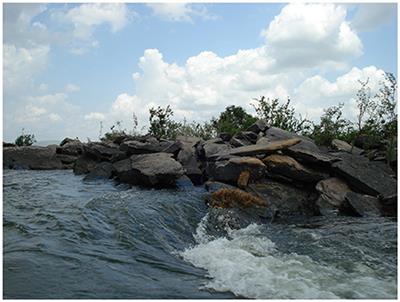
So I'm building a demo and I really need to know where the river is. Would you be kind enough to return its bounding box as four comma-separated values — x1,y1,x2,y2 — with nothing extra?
3,170,397,299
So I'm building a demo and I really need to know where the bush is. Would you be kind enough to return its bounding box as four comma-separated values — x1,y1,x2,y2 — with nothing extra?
148,105,181,139
252,97,312,134
212,105,257,135
176,119,216,140
15,132,36,146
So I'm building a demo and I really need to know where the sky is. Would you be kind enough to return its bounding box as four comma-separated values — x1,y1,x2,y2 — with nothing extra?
3,2,398,142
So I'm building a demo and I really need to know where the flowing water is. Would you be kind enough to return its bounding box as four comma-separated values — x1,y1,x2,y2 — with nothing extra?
3,170,397,299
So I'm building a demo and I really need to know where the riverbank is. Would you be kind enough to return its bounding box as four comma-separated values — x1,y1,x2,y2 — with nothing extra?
4,120,397,221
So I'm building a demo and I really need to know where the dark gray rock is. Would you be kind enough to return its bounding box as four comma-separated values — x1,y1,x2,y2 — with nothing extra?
83,162,114,181
315,177,351,216
207,157,266,185
84,142,123,161
56,139,84,156
4,146,63,170
246,119,269,134
203,142,231,159
177,145,203,185
380,194,397,217
342,192,382,217
73,155,99,175
331,152,397,199
331,139,363,155
204,180,236,193
247,180,318,217
218,132,232,142
113,152,184,187
120,140,163,154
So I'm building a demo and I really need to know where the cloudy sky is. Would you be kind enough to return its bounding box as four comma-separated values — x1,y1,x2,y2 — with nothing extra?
3,2,397,142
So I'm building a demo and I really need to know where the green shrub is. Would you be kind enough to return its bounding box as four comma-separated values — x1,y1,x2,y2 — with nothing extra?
148,105,181,139
212,105,257,135
15,132,36,146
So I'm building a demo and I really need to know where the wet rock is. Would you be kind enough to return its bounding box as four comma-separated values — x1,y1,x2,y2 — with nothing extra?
176,175,194,189
315,177,351,216
246,119,269,134
73,155,99,175
205,188,267,209
247,180,318,217
380,194,397,217
263,154,328,184
331,139,363,155
83,162,114,181
113,152,184,187
3,146,63,170
204,180,236,193
332,152,397,199
341,192,382,217
208,156,266,185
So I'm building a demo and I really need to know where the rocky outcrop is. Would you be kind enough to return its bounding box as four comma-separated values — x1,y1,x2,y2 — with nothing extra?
113,152,184,187
83,162,114,181
3,146,63,170
84,142,125,162
56,139,84,156
73,155,99,175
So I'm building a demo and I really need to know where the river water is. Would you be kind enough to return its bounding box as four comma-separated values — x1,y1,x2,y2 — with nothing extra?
3,170,397,299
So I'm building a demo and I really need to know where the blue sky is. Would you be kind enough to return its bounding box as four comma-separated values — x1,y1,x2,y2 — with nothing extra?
3,3,398,142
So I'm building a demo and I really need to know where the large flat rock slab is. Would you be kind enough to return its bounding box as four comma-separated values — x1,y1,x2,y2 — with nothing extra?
332,153,397,199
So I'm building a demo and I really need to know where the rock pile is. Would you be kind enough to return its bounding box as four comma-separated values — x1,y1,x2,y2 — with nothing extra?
3,120,397,219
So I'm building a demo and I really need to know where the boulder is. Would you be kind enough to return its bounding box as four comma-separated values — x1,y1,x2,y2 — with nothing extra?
331,139,363,155
3,142,16,147
203,142,231,159
256,137,271,145
3,146,63,170
380,194,397,217
223,138,301,157
233,131,258,144
84,142,124,161
230,137,250,147
113,152,184,187
176,175,194,189
205,188,267,209
315,177,351,216
208,156,266,184
83,162,114,181
177,145,203,185
73,155,99,175
247,180,318,217
56,154,78,169
246,119,269,134
56,139,84,156
263,154,328,184
332,152,397,199
341,192,382,217
120,140,163,154
218,132,232,142
60,137,77,146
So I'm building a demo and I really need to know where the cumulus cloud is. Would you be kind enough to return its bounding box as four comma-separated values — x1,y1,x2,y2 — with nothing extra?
262,3,362,70
351,3,396,31
84,112,106,121
147,3,215,22
65,83,80,93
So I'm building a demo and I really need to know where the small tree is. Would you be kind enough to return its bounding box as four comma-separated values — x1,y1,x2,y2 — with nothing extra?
15,128,36,146
212,105,257,135
252,97,312,134
148,105,181,139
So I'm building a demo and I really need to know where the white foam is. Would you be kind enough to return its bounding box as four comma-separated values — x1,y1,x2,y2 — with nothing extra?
181,221,397,299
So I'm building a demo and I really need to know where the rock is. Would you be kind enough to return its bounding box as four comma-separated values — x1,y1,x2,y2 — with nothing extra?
263,154,328,184
354,134,381,149
120,140,163,154
341,192,382,217
83,162,114,181
315,177,351,216
60,137,77,146
84,142,123,161
237,170,250,188
332,152,397,199
176,175,194,189
176,136,202,147
223,138,301,157
3,146,63,170
234,131,258,144
208,156,266,185
205,188,267,209
56,139,84,156
218,132,232,142
73,155,99,175
56,154,78,168
230,137,250,147
203,142,231,159
113,152,184,187
331,139,363,155
246,119,269,134
380,194,397,217
177,145,203,185
3,142,16,147
204,181,236,193
256,137,270,145
247,180,318,217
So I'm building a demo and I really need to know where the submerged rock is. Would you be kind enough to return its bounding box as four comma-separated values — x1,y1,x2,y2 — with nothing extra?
83,162,114,181
3,146,63,170
73,155,98,175
113,152,184,187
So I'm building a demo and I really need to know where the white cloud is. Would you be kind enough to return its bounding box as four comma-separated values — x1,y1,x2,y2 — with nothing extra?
65,83,80,93
84,112,106,121
48,113,62,122
147,3,215,22
261,3,363,70
351,3,396,31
